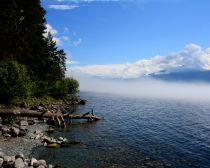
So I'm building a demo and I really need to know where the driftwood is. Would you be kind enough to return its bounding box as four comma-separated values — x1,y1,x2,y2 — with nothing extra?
0,109,101,127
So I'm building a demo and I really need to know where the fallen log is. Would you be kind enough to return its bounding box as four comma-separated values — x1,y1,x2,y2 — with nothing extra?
0,109,101,127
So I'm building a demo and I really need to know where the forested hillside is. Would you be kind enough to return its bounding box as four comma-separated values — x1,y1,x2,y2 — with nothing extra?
0,0,79,104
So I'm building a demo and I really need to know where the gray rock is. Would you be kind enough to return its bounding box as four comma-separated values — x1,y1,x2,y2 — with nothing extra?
38,106,44,111
2,161,14,167
15,158,24,168
19,126,27,131
4,133,11,137
48,164,54,168
11,127,20,137
1,127,10,134
37,165,45,168
0,151,4,158
15,153,24,160
11,155,16,162
34,130,42,134
20,120,28,126
0,158,3,167
4,156,12,162
0,117,3,124
58,137,64,141
30,158,37,166
35,134,41,140
19,130,27,136
33,160,47,168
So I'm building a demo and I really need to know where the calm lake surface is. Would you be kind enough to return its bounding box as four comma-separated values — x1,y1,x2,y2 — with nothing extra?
33,92,210,168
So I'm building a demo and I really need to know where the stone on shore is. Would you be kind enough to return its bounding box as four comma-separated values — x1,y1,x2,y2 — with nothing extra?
3,156,12,162
20,120,28,126
15,158,24,168
10,127,20,137
15,153,24,160
0,158,3,167
30,158,37,166
33,159,47,168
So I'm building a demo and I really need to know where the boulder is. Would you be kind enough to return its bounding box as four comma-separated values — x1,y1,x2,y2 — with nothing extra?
15,158,24,168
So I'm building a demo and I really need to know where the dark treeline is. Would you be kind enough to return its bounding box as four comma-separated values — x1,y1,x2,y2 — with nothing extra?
0,0,79,104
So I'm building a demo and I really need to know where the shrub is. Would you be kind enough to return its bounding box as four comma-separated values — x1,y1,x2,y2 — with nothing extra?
65,77,79,95
0,60,32,103
50,77,79,98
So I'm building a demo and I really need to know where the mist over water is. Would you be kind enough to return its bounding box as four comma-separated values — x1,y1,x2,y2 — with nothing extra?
76,76,210,102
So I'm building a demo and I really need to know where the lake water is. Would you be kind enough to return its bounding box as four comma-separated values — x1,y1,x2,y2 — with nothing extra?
33,92,210,168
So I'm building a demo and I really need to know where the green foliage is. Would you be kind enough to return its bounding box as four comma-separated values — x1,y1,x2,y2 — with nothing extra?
65,78,79,95
10,95,56,108
0,60,32,103
50,78,79,98
0,0,76,104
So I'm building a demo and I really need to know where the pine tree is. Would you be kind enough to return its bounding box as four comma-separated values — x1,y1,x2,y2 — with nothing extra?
0,0,67,98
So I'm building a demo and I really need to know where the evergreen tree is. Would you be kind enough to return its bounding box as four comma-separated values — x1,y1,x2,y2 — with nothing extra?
0,0,68,98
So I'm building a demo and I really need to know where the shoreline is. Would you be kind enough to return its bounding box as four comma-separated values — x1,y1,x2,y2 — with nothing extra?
0,97,87,167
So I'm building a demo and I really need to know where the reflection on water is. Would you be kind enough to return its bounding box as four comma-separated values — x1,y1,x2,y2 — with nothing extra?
33,92,210,168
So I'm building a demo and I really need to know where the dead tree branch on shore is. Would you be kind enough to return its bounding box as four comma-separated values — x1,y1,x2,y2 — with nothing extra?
0,109,101,127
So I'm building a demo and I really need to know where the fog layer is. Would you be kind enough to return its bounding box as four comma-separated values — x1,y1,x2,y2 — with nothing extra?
76,76,210,102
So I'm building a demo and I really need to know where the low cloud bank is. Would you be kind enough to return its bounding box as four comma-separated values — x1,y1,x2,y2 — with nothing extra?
76,76,210,102
71,44,210,78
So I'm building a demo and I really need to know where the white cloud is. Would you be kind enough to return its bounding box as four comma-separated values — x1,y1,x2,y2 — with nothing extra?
45,24,58,36
44,24,71,46
44,23,61,44
66,59,80,65
70,43,210,78
73,38,82,47
49,4,79,10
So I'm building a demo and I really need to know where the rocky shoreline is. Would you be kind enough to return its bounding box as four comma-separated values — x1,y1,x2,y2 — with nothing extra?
0,98,87,168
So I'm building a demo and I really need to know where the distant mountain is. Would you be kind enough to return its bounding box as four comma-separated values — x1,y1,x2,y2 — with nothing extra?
149,70,210,82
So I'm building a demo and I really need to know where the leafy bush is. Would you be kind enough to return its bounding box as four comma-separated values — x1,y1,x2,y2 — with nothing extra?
10,95,56,107
65,78,79,95
50,77,79,98
0,60,32,103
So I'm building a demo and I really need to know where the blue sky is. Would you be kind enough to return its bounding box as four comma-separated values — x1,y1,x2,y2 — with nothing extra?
41,0,210,78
